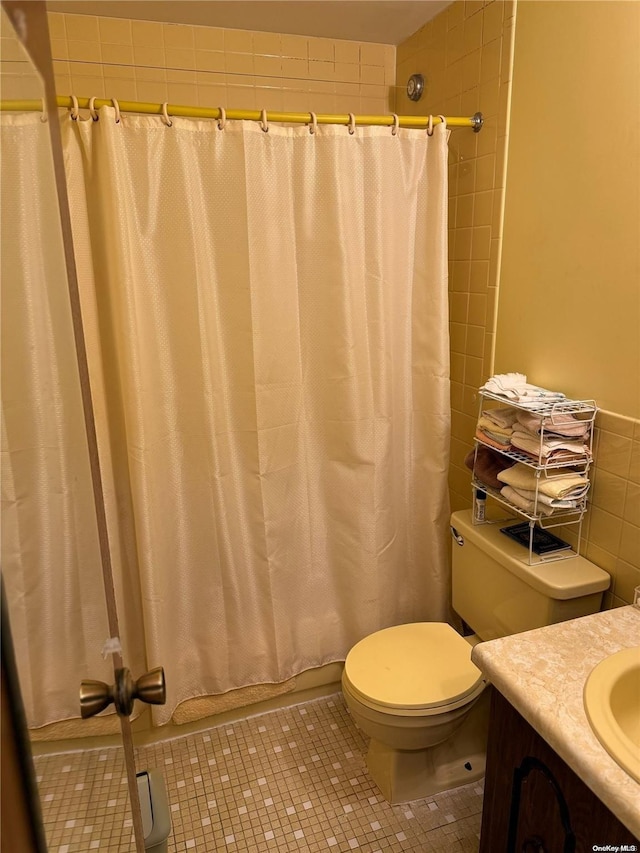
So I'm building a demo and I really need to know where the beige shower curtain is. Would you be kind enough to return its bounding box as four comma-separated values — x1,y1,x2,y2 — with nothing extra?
2,109,451,727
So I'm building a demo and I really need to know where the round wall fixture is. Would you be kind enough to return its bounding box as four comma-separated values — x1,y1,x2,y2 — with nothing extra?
407,73,424,102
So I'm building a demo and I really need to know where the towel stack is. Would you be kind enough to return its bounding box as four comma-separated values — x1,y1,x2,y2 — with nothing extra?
467,376,594,517
510,409,591,463
474,376,592,463
475,407,518,451
496,463,589,515
480,373,567,407
464,444,515,490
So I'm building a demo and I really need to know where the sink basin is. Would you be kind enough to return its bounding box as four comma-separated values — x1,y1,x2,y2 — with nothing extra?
584,646,640,783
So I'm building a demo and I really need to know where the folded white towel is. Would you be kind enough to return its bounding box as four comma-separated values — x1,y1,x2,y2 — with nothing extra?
482,373,527,393
481,374,566,404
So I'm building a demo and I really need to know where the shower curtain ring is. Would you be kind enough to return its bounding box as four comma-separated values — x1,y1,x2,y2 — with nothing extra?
89,96,99,121
260,108,269,132
111,98,121,124
437,114,447,130
40,97,47,123
427,114,434,136
391,113,399,136
348,113,356,135
161,102,173,127
70,94,79,121
217,107,226,130
308,111,317,135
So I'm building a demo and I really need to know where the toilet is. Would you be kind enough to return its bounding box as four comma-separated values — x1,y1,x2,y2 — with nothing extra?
341,508,611,804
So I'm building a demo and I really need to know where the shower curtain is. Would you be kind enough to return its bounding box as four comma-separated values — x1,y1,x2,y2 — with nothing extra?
2,109,451,727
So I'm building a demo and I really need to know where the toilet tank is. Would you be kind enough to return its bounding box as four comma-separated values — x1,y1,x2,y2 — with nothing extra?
450,510,610,641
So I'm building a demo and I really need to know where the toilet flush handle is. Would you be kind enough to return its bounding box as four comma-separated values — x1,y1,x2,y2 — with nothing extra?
450,526,464,546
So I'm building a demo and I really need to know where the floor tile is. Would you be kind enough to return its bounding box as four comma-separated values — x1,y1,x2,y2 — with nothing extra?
34,693,483,851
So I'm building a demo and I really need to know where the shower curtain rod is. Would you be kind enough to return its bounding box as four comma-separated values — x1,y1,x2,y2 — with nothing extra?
0,95,484,132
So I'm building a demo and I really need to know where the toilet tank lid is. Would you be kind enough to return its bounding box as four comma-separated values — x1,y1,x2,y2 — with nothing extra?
344,623,483,710
450,510,610,600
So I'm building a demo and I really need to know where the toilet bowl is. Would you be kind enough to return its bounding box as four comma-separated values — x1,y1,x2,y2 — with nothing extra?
341,509,611,805
341,622,489,804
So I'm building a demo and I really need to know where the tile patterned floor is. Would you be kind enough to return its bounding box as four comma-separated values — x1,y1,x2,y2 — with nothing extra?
34,693,483,852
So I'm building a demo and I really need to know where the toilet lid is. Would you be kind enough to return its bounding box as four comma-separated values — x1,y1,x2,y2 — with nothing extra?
344,623,483,711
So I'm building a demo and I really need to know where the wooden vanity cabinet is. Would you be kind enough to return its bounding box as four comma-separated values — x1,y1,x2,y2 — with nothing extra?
479,689,639,852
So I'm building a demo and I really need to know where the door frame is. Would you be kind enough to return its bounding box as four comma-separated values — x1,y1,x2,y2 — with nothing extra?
1,578,48,853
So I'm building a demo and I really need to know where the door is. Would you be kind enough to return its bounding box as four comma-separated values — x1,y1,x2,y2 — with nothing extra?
0,5,159,850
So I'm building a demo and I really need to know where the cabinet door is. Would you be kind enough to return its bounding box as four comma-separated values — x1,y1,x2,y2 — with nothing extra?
479,690,639,852
509,755,576,852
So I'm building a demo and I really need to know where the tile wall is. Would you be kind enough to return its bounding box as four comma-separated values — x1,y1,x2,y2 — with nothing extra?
393,0,516,518
586,414,640,608
0,8,42,97
0,11,395,114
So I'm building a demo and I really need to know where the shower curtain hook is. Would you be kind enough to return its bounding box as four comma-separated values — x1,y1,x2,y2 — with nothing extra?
70,94,79,121
40,97,47,123
217,107,226,130
437,114,447,130
426,114,434,136
348,113,356,135
260,108,269,132
308,111,317,135
111,98,121,124
88,96,99,122
161,102,173,127
391,113,399,136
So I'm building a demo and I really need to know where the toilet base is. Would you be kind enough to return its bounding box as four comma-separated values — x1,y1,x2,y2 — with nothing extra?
365,688,491,804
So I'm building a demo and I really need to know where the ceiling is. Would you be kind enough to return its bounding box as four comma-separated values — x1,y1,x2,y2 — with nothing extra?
46,1,452,45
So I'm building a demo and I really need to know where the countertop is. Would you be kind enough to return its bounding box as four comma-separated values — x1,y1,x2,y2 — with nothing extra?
471,605,640,839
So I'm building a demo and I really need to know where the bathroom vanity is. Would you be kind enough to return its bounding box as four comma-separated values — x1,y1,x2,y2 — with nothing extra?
471,606,640,848
478,690,636,849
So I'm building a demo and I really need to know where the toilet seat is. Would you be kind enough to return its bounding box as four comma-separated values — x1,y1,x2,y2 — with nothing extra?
343,622,485,716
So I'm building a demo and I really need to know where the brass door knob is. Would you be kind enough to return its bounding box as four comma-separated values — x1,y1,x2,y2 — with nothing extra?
79,679,114,719
80,667,166,719
135,667,166,706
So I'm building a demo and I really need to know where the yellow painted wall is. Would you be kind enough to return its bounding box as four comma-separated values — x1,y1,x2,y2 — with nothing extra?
495,0,640,418
493,0,640,606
